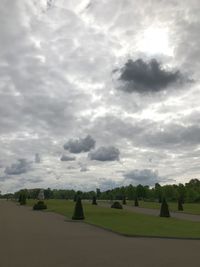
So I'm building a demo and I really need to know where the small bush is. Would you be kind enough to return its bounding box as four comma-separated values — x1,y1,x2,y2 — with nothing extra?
92,196,97,205
111,201,123,209
72,197,85,220
160,198,170,217
33,201,47,210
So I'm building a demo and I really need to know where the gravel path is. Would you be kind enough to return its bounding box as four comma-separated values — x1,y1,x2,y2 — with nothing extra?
0,200,199,267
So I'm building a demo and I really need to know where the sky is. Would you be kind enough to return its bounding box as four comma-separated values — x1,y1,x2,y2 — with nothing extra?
1,0,200,193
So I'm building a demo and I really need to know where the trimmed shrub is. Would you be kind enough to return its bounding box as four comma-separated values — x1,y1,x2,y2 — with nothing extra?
92,196,97,205
73,194,77,202
33,201,47,210
111,201,123,209
160,198,170,217
134,197,139,207
178,198,184,211
18,194,22,203
72,197,85,220
20,194,26,205
122,196,126,205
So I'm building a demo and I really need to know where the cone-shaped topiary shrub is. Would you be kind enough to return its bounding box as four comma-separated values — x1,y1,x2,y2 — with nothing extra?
111,201,123,209
20,194,26,205
73,194,77,202
134,197,139,207
33,201,47,210
92,196,97,205
178,198,184,211
122,195,126,205
18,194,22,203
72,197,85,220
160,198,170,217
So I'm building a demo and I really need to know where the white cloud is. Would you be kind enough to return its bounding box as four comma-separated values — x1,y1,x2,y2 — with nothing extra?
1,0,200,192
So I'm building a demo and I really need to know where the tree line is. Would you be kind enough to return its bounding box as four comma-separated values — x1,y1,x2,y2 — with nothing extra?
1,178,200,203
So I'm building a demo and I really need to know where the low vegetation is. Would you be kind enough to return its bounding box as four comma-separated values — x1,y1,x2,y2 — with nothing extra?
111,201,123,209
72,197,85,220
26,199,200,238
33,201,47,210
160,198,170,217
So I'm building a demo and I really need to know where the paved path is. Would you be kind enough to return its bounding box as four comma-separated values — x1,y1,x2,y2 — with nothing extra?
98,202,200,222
0,200,199,267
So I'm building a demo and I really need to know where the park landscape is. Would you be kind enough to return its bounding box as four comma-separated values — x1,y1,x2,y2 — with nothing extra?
2,0,200,266
1,180,200,266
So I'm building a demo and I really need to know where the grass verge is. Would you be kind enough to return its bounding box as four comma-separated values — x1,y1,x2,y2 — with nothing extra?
27,199,200,239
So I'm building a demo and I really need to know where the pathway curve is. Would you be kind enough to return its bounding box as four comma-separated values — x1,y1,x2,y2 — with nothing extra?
0,200,199,267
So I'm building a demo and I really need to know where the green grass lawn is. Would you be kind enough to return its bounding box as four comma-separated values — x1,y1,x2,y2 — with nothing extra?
27,199,200,239
130,201,200,215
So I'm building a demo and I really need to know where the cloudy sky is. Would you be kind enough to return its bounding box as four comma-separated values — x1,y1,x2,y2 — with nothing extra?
1,0,200,193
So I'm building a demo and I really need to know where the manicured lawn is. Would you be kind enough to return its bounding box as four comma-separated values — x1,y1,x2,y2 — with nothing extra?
131,201,200,215
27,199,200,238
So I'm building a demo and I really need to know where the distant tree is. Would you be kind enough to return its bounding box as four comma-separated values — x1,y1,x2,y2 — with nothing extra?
96,188,101,198
18,194,22,203
92,196,97,205
73,194,77,202
155,183,162,203
160,198,170,217
178,197,183,211
122,195,126,205
134,196,139,207
72,197,85,220
110,195,113,203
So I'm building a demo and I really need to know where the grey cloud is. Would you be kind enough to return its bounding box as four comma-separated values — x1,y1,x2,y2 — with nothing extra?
98,178,120,191
117,59,182,93
64,135,95,153
124,169,163,186
5,159,32,175
80,165,89,172
60,155,76,161
35,153,41,163
89,146,120,161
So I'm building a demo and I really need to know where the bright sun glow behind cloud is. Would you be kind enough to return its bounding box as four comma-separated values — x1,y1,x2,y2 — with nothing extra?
138,27,173,56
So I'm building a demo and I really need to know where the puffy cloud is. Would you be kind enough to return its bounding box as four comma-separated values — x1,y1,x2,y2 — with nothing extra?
5,159,32,175
89,146,120,161
64,135,95,153
60,155,76,161
117,59,183,93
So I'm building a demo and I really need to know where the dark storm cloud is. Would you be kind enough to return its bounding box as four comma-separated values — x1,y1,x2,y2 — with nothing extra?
64,135,95,153
89,146,120,161
118,59,182,93
4,159,32,175
60,155,76,161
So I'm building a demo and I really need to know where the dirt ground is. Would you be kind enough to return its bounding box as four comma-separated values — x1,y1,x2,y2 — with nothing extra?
0,200,199,267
